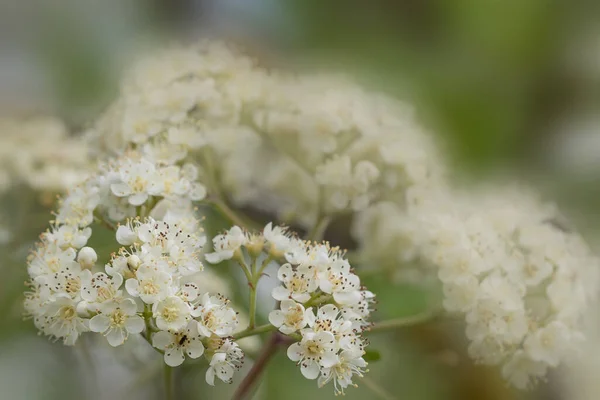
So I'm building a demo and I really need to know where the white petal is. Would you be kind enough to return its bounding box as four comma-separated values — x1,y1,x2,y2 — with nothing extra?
152,331,174,349
292,293,311,303
126,316,145,334
333,291,362,306
272,286,291,301
204,252,223,264
280,299,297,312
277,264,293,281
106,329,126,347
300,362,320,380
205,368,216,386
164,349,185,367
216,364,234,382
111,183,131,197
320,353,339,368
186,340,205,358
129,193,149,206
125,279,140,297
121,298,138,314
89,315,110,333
287,343,303,362
268,310,285,328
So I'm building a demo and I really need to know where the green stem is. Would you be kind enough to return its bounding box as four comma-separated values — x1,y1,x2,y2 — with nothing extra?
233,324,277,340
306,214,332,242
367,311,436,334
93,215,117,232
248,282,257,330
164,364,174,400
256,255,273,277
210,198,254,229
143,305,154,341
304,293,332,308
237,260,254,289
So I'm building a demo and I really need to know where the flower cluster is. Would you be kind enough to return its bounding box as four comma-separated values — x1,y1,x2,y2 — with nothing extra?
54,149,205,228
205,223,374,395
357,184,600,389
0,116,91,193
21,38,600,393
24,210,248,385
87,41,444,228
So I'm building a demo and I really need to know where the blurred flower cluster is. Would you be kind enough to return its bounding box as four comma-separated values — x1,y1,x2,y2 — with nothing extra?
13,39,600,396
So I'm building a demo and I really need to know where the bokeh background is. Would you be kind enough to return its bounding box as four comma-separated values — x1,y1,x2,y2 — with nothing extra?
1,1,600,399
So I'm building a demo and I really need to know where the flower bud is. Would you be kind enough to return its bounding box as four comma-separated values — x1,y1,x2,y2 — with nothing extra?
127,254,141,270
77,246,97,269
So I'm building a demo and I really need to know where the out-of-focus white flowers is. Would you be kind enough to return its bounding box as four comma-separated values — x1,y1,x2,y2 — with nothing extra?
0,116,92,194
20,38,599,395
356,183,600,389
86,41,444,228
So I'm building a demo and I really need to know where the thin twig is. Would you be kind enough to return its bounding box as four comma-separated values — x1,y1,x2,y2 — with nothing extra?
233,324,277,340
360,376,397,400
366,311,436,334
232,333,280,400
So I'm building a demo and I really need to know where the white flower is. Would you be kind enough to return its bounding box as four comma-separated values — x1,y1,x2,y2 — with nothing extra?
205,339,244,385
35,267,83,301
205,226,246,263
125,264,172,304
89,298,144,346
28,244,80,278
168,233,205,276
317,349,367,395
42,295,89,345
501,350,547,390
442,275,479,312
287,330,338,379
340,290,376,330
524,321,571,367
191,293,239,337
268,300,311,334
152,321,205,367
272,263,318,303
80,270,123,309
263,222,292,257
45,224,92,249
110,158,157,206
77,247,97,269
150,165,192,198
153,296,192,332
55,183,100,227
317,259,361,305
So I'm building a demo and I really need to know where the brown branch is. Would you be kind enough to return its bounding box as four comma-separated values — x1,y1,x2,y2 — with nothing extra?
232,333,281,400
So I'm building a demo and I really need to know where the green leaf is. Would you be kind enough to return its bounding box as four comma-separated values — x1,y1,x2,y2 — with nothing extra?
363,349,382,363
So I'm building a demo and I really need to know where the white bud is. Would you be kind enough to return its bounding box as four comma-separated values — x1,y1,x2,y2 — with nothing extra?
116,225,137,245
77,246,97,269
127,254,141,270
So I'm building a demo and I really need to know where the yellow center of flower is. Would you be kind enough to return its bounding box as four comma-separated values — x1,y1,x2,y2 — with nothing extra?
141,280,159,295
110,309,127,327
60,306,76,320
162,306,179,322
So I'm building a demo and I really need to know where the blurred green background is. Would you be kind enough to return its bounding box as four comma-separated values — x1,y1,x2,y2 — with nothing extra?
2,0,600,399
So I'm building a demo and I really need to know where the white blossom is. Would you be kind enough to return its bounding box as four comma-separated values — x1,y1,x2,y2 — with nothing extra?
268,300,311,334
152,321,205,367
89,298,144,346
